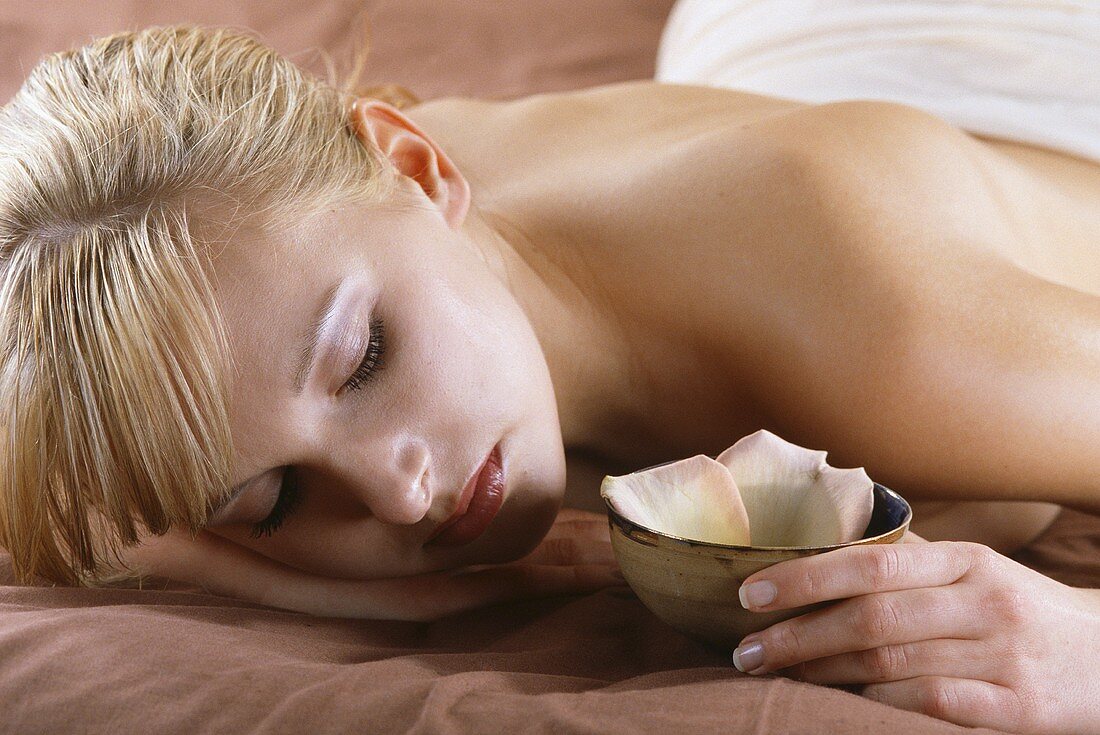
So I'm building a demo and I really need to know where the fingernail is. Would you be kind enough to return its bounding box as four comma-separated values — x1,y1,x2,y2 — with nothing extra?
739,632,762,646
739,580,777,609
731,642,765,674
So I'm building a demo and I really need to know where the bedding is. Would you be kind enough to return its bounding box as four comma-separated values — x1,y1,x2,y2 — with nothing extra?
655,0,1100,165
0,0,676,103
4,508,1097,734
1,2,1096,733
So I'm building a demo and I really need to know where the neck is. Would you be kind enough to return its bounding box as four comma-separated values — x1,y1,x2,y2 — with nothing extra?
457,201,649,463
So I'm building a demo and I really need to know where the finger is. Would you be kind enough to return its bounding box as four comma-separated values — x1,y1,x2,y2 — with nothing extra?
520,509,615,566
542,515,612,543
732,586,983,674
416,562,623,618
519,536,616,567
784,638,989,685
553,508,608,524
862,677,1029,732
737,541,982,612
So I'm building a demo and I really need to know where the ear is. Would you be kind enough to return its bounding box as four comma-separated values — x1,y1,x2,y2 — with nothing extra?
349,99,471,230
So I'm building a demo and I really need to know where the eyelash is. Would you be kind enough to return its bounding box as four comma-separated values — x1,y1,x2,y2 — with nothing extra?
343,316,386,392
249,468,303,539
249,317,387,538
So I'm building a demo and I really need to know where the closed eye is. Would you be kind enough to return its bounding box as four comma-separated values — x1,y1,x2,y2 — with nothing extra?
249,468,302,538
343,316,385,392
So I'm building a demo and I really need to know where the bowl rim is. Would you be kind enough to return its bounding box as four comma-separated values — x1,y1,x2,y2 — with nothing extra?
603,482,912,551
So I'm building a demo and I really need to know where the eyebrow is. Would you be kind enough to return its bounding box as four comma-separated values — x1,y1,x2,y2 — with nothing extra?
292,281,343,396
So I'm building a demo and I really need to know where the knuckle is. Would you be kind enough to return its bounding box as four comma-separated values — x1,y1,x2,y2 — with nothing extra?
982,584,1030,629
768,622,805,664
1011,687,1044,733
996,637,1040,691
854,596,901,643
918,678,961,720
802,566,826,601
998,644,1030,686
861,546,904,589
860,682,887,704
961,542,999,575
541,537,573,565
862,644,908,681
785,661,809,681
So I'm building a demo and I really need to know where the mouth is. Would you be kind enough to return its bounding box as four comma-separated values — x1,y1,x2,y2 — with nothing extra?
424,442,506,547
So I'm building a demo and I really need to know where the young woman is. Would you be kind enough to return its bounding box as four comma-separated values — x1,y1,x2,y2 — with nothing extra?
0,25,1097,733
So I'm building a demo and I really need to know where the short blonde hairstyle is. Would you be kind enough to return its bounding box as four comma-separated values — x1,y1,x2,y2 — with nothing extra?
0,25,397,585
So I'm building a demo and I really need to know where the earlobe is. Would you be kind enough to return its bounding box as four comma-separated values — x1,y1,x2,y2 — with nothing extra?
350,99,471,229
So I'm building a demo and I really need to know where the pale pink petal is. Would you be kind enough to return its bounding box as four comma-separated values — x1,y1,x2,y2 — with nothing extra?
600,454,751,545
794,465,876,546
716,429,874,546
716,430,827,546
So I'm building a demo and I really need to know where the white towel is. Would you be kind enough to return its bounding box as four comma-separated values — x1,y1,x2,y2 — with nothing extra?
655,0,1100,164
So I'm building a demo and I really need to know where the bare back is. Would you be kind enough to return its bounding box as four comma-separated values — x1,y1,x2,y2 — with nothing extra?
407,81,1100,551
410,81,1100,296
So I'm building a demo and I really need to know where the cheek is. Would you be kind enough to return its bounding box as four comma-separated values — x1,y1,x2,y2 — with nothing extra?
226,385,287,470
221,305,306,461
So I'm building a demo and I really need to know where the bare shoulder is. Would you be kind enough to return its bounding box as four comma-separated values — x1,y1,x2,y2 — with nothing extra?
733,98,1005,250
607,99,969,376
656,95,1091,306
759,97,973,148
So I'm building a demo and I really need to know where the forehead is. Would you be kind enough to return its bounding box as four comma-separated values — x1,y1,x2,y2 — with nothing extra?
205,210,343,459
206,198,409,281
202,202,397,474
211,209,329,282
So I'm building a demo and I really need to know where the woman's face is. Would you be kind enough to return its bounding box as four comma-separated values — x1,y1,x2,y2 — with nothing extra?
201,180,568,580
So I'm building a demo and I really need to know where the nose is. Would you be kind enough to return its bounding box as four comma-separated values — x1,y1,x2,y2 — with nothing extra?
332,439,432,526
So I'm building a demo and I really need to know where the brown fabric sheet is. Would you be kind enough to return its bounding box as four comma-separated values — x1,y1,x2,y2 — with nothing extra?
0,0,677,104
2,507,1097,734
3,2,1096,733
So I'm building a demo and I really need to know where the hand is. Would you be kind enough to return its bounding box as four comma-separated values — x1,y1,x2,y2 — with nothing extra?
731,534,1100,734
115,508,623,622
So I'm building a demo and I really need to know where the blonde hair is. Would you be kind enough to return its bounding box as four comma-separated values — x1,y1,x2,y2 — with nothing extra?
0,25,399,585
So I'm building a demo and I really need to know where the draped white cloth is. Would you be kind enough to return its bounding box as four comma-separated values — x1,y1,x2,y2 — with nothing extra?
656,0,1100,164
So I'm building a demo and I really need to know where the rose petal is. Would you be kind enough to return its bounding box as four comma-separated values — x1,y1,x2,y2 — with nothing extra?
715,430,826,545
600,454,751,545
716,429,873,546
794,464,876,546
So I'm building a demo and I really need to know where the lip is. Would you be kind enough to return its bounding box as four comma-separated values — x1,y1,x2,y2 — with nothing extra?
424,443,505,547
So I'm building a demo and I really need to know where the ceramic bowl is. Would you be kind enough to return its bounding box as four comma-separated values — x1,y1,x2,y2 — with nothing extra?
604,481,912,651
